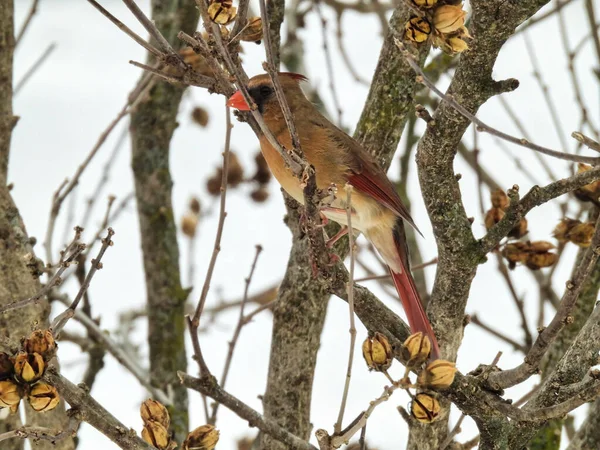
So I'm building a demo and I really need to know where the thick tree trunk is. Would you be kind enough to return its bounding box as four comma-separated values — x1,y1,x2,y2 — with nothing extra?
129,0,199,443
0,3,74,449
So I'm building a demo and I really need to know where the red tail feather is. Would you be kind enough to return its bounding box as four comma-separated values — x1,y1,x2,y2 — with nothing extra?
390,266,440,359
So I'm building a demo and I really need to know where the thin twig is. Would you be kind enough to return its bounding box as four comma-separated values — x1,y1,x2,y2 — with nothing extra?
396,39,600,165
14,42,56,94
189,102,233,376
487,213,600,390
334,184,357,434
15,0,39,46
354,257,438,282
86,0,164,59
51,228,115,334
0,229,85,314
440,414,467,450
209,245,263,425
315,1,343,126
470,315,527,353
43,75,152,267
52,293,170,404
0,414,81,444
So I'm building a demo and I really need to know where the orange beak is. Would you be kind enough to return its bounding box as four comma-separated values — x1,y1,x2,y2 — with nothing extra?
226,90,251,111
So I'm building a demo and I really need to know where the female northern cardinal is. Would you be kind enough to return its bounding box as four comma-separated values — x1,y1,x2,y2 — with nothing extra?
227,73,440,358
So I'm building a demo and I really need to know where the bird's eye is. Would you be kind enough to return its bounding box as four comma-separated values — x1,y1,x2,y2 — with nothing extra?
259,86,273,97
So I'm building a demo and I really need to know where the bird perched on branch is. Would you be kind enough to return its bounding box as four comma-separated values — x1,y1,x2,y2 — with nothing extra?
227,73,440,358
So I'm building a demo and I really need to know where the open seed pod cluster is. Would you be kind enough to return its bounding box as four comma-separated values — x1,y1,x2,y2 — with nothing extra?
140,399,220,450
404,0,471,54
0,330,60,414
362,332,457,424
206,150,271,203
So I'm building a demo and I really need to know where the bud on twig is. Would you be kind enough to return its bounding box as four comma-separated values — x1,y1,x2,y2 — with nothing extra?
362,332,393,372
183,424,220,450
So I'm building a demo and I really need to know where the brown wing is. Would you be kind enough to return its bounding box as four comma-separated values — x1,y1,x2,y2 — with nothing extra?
323,124,422,235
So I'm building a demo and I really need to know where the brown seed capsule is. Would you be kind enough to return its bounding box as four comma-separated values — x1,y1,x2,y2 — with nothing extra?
206,169,223,196
183,424,220,450
411,393,441,423
575,163,600,202
252,152,271,185
227,152,244,187
508,217,528,239
417,360,457,389
0,380,20,410
208,0,237,25
484,207,505,230
178,47,212,77
250,187,269,203
404,17,432,43
0,352,13,380
13,352,45,383
142,420,171,450
181,214,199,239
28,382,60,412
402,332,431,367
554,218,579,242
362,332,393,372
567,222,595,247
141,399,170,429
529,241,556,252
446,36,469,53
24,330,56,360
191,107,210,128
240,17,263,43
189,197,202,216
526,252,558,270
433,5,466,34
490,189,509,209
412,0,437,9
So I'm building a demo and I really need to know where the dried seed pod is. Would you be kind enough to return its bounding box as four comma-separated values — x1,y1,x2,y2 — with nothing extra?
0,380,20,411
501,242,529,268
412,0,437,9
508,217,528,239
23,330,56,360
362,332,393,372
0,352,13,380
181,214,199,239
206,169,223,196
446,36,469,53
529,241,555,252
189,197,202,216
417,360,457,389
567,222,595,247
554,218,579,242
252,152,271,185
141,399,170,429
183,424,220,450
250,187,269,203
526,252,558,270
191,107,209,128
433,5,466,34
208,0,237,25
142,420,171,450
178,47,212,77
401,332,431,367
575,163,600,202
484,207,504,230
240,17,263,43
404,17,432,43
227,152,244,187
28,382,60,412
411,393,441,423
13,352,45,383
